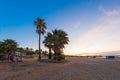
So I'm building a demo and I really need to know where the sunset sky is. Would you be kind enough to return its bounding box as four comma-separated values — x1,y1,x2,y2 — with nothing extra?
0,0,120,55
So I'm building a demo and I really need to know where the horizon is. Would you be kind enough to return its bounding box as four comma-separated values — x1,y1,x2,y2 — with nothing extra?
0,0,120,55
70,50,120,56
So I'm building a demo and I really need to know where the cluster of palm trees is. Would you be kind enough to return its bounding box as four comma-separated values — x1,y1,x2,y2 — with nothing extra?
0,17,69,61
0,39,35,55
34,17,69,60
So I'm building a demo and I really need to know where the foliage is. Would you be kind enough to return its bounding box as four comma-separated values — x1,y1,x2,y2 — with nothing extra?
43,29,69,60
34,18,47,35
34,17,47,60
0,41,5,54
51,29,69,55
57,54,65,61
43,32,53,59
0,39,18,54
24,47,35,55
42,50,48,56
0,39,35,56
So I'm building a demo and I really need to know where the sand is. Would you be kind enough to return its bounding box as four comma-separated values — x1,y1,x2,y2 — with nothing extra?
0,57,120,80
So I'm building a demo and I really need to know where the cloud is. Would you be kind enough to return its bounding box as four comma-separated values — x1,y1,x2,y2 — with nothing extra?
78,6,120,53
99,6,120,16
64,6,120,54
79,6,120,41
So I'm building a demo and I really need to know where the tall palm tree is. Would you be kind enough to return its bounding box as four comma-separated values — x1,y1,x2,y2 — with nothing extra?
34,18,47,60
43,32,53,59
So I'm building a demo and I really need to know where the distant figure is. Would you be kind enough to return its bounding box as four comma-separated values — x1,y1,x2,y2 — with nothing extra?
8,52,14,62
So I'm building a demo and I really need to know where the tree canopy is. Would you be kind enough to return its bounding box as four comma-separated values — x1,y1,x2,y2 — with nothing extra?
43,29,69,59
0,39,18,54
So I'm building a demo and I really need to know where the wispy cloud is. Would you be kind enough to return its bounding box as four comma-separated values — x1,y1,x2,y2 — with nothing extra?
78,6,120,53
99,6,120,25
99,5,120,16
82,6,120,39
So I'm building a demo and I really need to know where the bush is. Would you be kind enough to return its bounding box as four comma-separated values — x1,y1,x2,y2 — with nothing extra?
57,54,65,61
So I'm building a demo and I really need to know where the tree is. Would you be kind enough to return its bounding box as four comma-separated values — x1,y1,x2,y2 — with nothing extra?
17,47,24,53
0,39,18,54
43,29,69,60
43,32,53,59
34,17,47,60
0,41,5,54
52,29,69,59
24,47,34,55
3,39,18,53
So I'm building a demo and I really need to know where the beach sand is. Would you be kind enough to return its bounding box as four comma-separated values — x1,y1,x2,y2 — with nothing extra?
0,57,120,80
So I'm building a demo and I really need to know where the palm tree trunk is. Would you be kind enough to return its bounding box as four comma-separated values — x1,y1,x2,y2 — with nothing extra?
38,33,41,60
49,48,52,59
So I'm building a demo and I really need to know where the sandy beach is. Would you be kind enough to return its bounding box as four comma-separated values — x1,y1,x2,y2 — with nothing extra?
0,57,120,80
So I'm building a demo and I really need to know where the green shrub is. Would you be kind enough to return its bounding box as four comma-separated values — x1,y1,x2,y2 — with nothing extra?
57,54,65,61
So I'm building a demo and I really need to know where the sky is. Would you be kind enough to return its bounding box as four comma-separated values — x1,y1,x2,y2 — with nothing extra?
0,0,120,55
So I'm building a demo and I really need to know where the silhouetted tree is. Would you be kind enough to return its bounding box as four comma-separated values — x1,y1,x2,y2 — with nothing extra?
34,18,47,60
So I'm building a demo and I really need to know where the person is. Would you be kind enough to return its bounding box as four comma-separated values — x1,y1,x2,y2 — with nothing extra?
8,51,14,62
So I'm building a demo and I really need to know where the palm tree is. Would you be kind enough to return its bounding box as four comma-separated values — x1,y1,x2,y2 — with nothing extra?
0,39,18,54
43,29,69,60
43,32,53,59
34,17,47,60
52,29,69,59
4,39,18,53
